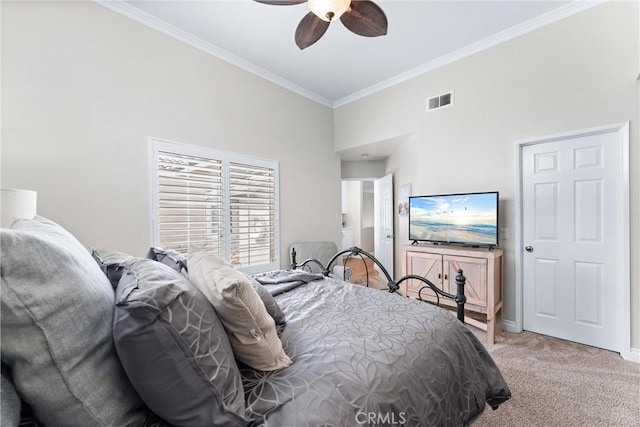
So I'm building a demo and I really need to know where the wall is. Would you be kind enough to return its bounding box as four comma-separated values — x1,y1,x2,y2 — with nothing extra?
334,2,640,347
341,160,386,179
361,190,374,228
384,134,419,269
343,180,362,246
360,190,374,252
1,1,341,268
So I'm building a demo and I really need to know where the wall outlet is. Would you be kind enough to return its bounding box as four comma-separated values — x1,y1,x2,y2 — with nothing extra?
500,228,509,239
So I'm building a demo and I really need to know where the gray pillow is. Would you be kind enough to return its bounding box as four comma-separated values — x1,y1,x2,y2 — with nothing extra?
1,364,20,427
146,246,188,274
113,257,248,426
245,274,286,334
0,216,149,426
92,247,135,289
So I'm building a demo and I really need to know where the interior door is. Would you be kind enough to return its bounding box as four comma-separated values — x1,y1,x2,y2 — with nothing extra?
522,128,624,352
374,173,394,278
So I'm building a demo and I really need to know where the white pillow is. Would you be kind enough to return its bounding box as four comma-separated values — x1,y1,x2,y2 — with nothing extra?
188,250,292,371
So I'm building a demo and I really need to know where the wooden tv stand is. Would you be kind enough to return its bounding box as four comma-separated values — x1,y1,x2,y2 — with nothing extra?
402,244,504,344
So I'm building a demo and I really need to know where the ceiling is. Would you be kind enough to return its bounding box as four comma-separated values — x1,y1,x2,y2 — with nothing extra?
102,0,591,109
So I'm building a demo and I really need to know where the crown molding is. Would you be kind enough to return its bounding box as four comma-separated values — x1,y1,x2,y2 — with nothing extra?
333,0,605,108
95,0,603,110
94,0,334,108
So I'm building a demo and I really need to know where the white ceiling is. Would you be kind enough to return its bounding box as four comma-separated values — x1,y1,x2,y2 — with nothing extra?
101,0,595,110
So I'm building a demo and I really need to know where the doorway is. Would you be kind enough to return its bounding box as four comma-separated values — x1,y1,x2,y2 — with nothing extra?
341,174,394,278
515,123,630,357
341,179,374,252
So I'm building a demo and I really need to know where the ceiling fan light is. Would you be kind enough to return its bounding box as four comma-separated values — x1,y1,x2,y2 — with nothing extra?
308,0,351,22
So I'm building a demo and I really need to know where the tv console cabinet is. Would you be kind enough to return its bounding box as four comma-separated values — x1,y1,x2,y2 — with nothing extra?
402,244,504,344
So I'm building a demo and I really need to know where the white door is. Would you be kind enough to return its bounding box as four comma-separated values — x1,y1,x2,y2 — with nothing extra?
374,174,394,278
522,127,627,352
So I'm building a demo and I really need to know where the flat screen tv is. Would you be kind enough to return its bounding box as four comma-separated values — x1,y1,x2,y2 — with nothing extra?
409,191,499,247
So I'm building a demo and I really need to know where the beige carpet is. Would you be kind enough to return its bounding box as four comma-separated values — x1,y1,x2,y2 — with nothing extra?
471,329,640,426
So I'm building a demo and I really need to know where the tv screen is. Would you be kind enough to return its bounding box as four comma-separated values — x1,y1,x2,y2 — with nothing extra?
409,192,499,247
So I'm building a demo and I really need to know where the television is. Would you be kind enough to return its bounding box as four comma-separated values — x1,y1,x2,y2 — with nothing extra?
409,191,499,247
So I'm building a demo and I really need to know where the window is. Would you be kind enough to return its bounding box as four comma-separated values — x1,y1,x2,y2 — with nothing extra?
151,139,279,273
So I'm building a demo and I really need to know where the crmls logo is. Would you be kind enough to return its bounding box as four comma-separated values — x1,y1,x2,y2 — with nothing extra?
355,411,407,425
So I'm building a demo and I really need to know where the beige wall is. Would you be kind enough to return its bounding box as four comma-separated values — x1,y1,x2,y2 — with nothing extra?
341,160,386,179
335,2,640,347
1,1,341,267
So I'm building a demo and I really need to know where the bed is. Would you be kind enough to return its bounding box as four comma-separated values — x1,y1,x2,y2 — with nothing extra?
241,247,511,425
1,216,510,427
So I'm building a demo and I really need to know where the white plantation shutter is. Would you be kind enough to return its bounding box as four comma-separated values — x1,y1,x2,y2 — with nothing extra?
156,150,225,256
229,161,277,267
152,140,279,272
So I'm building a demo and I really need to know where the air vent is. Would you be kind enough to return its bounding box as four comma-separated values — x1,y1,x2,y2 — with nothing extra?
426,91,454,112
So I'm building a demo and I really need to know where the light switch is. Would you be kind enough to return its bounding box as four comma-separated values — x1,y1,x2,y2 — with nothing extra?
500,228,509,239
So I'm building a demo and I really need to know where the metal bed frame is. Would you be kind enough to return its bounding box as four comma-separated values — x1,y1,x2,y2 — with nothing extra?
290,246,467,323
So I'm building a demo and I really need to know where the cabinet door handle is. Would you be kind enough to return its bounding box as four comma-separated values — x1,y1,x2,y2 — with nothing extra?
438,273,441,279
444,274,448,280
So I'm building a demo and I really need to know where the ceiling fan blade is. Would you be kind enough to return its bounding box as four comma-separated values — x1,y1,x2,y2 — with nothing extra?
253,0,307,5
340,0,387,37
295,12,330,50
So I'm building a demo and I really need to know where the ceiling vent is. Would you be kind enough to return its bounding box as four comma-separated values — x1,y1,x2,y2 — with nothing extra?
426,91,454,112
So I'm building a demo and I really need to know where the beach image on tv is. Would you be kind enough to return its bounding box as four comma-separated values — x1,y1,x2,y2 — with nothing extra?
409,193,498,245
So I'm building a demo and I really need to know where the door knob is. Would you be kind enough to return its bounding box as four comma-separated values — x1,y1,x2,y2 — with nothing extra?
525,246,534,252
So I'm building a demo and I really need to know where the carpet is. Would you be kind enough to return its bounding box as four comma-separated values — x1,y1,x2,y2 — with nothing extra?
472,330,640,426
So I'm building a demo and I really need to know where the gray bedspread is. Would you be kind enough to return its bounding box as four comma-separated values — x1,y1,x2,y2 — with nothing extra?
241,277,510,426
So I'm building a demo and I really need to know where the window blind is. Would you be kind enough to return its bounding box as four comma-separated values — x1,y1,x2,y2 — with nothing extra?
229,162,277,267
157,150,224,257
152,140,279,272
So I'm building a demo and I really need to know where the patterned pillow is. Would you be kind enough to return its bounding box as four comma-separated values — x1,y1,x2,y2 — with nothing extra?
146,246,188,274
0,216,149,426
113,258,247,426
188,250,292,371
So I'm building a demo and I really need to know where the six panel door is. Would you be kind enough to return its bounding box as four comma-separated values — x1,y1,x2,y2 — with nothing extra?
522,129,623,352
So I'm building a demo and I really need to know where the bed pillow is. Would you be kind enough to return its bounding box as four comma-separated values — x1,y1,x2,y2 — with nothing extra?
113,257,247,426
188,250,292,371
1,364,20,427
245,274,286,334
146,246,188,274
92,247,135,289
0,216,149,426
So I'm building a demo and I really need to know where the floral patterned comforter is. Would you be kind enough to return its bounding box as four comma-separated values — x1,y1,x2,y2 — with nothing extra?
241,277,510,426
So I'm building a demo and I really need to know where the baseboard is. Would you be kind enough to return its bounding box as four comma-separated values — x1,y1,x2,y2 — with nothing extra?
622,347,640,363
502,319,518,333
500,320,639,363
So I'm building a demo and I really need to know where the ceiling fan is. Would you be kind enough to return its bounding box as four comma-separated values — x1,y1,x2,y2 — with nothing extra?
254,0,388,50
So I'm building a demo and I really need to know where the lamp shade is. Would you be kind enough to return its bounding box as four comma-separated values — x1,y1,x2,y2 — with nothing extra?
1,188,37,228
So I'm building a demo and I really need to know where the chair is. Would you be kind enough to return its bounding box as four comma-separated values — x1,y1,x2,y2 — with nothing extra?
289,241,352,282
